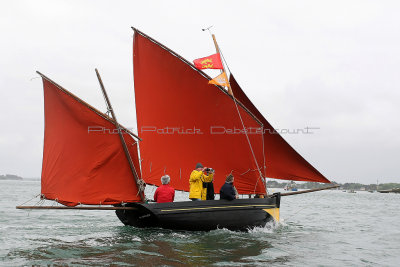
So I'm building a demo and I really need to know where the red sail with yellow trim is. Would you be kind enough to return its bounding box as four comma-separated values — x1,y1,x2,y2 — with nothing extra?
41,77,142,206
229,75,330,183
133,30,266,194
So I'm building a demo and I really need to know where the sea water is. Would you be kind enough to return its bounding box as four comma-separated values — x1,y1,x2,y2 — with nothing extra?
1,180,399,266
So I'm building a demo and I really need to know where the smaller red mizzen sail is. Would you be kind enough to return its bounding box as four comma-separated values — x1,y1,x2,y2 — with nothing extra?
40,75,141,206
229,75,331,183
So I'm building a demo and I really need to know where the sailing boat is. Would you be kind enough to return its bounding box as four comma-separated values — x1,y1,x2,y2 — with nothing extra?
284,181,298,191
18,28,335,231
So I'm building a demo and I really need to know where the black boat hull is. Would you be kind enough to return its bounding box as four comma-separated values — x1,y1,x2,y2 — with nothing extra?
115,193,280,231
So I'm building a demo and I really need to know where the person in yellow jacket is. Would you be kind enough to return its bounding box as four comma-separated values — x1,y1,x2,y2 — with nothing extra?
189,163,214,201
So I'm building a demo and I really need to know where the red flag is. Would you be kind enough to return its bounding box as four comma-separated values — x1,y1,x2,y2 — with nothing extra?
193,53,223,69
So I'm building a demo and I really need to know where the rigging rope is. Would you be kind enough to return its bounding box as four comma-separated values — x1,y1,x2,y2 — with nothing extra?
219,49,267,195
136,179,146,196
17,194,40,207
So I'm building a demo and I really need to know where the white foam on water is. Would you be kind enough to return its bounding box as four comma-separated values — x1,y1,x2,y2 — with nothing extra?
248,218,288,234
171,232,189,239
131,236,141,242
248,222,276,234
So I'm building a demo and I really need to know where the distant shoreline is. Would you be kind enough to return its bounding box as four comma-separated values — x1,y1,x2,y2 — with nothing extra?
0,174,23,181
266,180,400,191
0,174,41,181
1,173,398,190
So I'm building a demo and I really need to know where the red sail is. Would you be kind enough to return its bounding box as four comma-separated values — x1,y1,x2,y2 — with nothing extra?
229,75,330,183
40,75,142,206
133,30,266,194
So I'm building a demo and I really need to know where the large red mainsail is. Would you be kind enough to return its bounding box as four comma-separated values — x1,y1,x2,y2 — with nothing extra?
133,29,266,194
40,75,142,206
229,75,330,183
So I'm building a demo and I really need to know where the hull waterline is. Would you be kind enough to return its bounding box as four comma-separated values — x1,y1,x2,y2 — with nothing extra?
115,193,281,231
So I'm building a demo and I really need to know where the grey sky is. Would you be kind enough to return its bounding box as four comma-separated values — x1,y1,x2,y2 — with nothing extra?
0,0,399,184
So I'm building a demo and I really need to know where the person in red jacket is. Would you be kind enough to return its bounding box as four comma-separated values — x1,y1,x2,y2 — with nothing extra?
153,175,175,203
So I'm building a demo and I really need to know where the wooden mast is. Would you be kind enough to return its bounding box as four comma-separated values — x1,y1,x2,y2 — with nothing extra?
210,34,267,195
211,34,233,95
95,68,145,202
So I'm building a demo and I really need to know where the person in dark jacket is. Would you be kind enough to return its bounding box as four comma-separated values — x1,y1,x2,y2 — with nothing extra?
219,174,238,200
204,168,215,200
154,175,175,203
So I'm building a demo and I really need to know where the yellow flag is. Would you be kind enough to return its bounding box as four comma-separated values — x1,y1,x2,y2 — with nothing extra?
208,72,229,87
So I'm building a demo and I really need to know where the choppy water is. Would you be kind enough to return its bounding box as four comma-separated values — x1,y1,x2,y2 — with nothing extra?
1,180,399,266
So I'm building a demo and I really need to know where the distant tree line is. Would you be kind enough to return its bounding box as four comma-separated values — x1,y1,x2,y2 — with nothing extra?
0,174,23,180
266,180,400,191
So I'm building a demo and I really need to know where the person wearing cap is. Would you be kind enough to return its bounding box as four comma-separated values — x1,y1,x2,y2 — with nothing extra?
219,174,239,201
189,163,214,201
153,175,175,203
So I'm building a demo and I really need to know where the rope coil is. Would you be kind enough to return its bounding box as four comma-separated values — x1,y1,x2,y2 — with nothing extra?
137,179,146,194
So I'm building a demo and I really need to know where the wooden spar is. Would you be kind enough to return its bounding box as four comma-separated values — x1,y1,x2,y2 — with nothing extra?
16,206,138,210
280,185,339,196
36,71,142,141
211,34,233,96
211,34,220,54
95,68,145,202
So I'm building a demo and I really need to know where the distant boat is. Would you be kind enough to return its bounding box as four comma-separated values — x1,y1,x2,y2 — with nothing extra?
347,190,356,193
284,181,298,191
378,188,400,194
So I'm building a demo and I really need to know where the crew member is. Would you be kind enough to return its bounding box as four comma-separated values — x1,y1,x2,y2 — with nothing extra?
189,163,214,201
204,168,215,200
153,175,175,203
220,174,238,200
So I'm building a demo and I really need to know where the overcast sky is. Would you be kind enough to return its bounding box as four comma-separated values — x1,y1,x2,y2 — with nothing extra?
1,0,399,184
